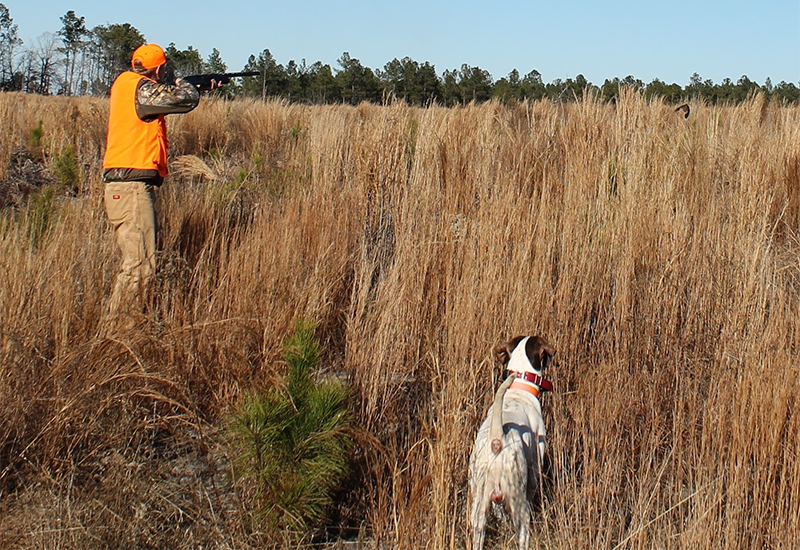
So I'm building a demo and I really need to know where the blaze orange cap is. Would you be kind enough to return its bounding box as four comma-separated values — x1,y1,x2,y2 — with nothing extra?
131,44,167,70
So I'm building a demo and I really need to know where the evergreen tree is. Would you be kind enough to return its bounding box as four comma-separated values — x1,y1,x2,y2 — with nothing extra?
520,69,545,100
242,48,287,100
92,23,144,94
735,74,759,101
716,78,737,102
773,81,800,103
644,78,683,103
0,3,22,90
204,47,226,73
379,56,441,105
335,52,381,104
600,77,621,102
380,56,414,102
306,61,338,104
228,320,352,541
457,64,492,103
686,72,715,100
284,59,305,100
164,43,203,82
441,68,460,106
599,75,637,101
57,10,89,95
568,77,597,101
620,75,643,92
491,69,522,102
415,61,442,105
763,77,773,95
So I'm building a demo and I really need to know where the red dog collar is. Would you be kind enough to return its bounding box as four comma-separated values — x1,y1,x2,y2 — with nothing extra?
508,370,553,392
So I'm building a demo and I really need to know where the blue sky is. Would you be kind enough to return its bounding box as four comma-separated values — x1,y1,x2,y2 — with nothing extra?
6,0,799,86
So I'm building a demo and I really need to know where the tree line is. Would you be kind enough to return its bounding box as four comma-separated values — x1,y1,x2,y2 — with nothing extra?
1,5,798,105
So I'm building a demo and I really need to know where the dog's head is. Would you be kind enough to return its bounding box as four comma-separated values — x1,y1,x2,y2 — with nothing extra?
494,335,555,374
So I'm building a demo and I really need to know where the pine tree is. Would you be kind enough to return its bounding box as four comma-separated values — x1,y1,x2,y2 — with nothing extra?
228,320,352,542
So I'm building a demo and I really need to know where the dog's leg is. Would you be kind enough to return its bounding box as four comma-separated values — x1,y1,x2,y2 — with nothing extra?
508,493,531,550
470,487,490,550
527,433,546,503
537,433,546,467
469,453,489,550
507,452,531,550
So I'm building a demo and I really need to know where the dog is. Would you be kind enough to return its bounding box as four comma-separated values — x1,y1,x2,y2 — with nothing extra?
468,336,555,550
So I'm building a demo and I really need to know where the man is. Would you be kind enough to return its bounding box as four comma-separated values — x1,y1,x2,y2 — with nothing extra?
102,43,214,327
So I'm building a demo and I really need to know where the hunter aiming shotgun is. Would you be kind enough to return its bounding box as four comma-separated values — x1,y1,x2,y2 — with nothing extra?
183,71,260,91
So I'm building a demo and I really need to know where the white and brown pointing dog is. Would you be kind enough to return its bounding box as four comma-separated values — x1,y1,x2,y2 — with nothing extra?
469,336,555,550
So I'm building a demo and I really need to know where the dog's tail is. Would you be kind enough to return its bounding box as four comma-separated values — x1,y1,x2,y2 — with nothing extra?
489,373,515,454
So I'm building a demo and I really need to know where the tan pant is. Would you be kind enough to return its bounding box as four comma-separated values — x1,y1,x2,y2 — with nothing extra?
103,181,157,317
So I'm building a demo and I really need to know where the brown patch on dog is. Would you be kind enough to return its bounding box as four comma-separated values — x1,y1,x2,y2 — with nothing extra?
494,335,555,370
494,336,526,365
524,336,556,371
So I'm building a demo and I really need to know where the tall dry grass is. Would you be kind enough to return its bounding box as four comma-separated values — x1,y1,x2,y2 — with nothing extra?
1,89,799,549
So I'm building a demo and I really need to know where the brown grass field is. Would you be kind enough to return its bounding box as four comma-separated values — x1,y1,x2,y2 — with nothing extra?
1,89,800,549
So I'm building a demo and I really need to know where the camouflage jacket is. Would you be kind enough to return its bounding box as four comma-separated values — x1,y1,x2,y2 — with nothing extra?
135,78,199,121
103,76,199,185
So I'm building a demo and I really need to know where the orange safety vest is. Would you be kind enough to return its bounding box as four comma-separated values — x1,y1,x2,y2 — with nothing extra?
103,72,168,177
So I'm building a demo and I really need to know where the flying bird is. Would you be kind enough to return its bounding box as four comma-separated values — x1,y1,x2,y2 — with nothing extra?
675,103,690,119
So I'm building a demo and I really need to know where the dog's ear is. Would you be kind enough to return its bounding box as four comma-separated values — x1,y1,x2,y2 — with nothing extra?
526,336,556,370
494,343,511,365
540,343,555,370
494,336,525,366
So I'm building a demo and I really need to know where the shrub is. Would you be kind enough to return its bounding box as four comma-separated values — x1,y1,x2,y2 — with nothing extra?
228,320,352,543
28,119,44,149
52,145,80,193
25,184,56,246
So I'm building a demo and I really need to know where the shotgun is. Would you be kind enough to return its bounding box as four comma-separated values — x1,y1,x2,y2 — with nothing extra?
182,71,260,91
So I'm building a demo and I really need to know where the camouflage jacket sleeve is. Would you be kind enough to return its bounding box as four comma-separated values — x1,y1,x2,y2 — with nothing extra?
136,78,200,121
